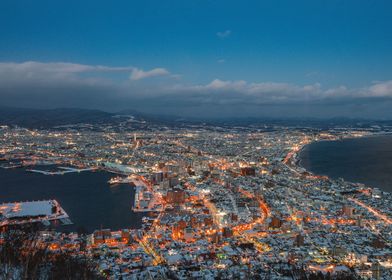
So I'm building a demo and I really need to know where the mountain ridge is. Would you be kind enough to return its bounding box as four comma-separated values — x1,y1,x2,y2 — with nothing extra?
1,106,392,129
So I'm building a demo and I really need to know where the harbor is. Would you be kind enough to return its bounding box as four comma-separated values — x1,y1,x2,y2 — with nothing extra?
0,166,144,232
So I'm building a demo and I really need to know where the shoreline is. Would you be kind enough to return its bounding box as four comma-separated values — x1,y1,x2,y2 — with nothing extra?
293,133,392,193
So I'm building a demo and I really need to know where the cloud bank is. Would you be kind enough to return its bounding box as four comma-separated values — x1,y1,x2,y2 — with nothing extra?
1,61,392,119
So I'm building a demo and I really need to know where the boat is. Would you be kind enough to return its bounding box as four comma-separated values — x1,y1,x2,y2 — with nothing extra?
108,176,125,184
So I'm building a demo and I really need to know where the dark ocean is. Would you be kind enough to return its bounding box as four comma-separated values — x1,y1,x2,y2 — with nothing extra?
299,135,392,193
0,166,144,232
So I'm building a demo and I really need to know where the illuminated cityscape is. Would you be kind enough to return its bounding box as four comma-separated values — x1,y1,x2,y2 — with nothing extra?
1,122,392,279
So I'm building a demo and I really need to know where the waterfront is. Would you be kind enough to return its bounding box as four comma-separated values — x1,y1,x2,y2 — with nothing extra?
0,166,144,232
300,135,392,193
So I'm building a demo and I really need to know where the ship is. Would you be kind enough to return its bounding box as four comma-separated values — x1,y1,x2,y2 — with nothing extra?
108,176,132,185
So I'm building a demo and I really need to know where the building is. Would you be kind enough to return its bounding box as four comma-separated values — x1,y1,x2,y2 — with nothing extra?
241,167,256,176
342,205,355,217
166,188,186,204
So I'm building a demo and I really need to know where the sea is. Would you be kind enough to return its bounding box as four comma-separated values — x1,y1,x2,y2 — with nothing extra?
299,135,392,193
0,166,144,233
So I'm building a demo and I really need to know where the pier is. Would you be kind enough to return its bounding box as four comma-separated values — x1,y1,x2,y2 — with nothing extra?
26,166,97,175
0,199,72,227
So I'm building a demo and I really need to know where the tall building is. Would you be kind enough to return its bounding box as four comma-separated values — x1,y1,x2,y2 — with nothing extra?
342,205,354,217
269,216,282,229
295,233,304,246
241,167,256,176
166,188,186,204
372,262,382,280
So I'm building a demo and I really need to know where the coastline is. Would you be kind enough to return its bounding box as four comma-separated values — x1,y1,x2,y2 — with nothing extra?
294,133,392,193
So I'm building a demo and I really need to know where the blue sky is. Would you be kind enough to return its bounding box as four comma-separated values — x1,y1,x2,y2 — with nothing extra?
1,0,392,118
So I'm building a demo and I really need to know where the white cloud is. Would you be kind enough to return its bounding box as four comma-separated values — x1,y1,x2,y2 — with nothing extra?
216,30,231,39
0,61,173,83
168,79,392,109
130,67,170,80
368,80,392,97
173,79,323,103
1,61,392,118
0,61,133,75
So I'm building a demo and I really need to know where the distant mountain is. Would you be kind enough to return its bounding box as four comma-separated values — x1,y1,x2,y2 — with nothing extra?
0,106,391,129
0,107,115,128
0,107,190,129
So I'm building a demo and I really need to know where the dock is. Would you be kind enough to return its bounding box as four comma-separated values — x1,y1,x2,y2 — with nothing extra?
26,166,97,175
0,199,72,227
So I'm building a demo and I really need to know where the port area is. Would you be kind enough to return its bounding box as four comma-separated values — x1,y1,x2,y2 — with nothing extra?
0,200,72,227
108,174,163,212
132,176,164,212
